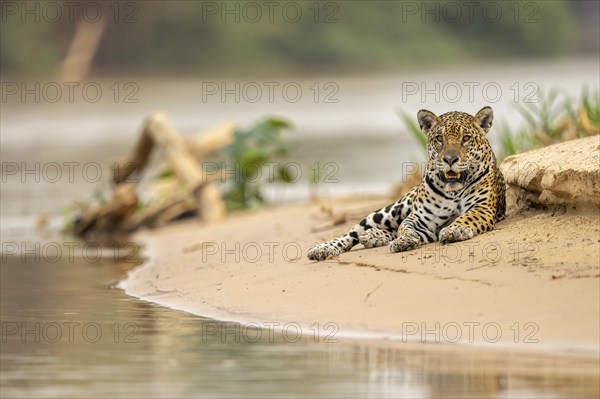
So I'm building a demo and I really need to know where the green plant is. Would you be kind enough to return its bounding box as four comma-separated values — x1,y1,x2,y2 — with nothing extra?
62,207,74,232
579,88,600,131
515,88,567,145
496,123,529,160
398,110,427,152
219,118,293,211
500,87,600,158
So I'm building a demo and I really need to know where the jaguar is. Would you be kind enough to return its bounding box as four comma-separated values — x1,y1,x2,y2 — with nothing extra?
307,106,506,261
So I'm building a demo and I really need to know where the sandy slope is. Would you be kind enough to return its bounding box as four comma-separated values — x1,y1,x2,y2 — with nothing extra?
120,195,599,353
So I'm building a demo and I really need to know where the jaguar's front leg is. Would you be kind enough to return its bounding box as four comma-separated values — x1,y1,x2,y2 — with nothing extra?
388,206,443,253
438,224,474,244
388,210,433,253
359,228,397,248
388,226,421,253
439,205,495,244
307,233,357,261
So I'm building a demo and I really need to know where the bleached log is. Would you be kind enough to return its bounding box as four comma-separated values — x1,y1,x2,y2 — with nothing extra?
113,112,228,222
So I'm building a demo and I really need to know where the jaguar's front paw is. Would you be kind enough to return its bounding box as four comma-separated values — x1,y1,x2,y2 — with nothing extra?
359,228,395,248
439,224,474,244
307,242,342,261
389,232,420,253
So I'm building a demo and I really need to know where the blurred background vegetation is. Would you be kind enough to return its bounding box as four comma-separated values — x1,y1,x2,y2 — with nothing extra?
1,0,598,216
1,0,598,77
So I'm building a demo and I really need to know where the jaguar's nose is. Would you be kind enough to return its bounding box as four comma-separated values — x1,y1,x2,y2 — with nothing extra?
443,154,459,166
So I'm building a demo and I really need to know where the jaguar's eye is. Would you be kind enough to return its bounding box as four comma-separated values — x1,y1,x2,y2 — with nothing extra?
434,135,443,144
462,135,472,144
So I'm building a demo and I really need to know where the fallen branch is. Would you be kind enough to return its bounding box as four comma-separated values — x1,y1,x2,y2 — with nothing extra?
73,112,235,238
116,112,232,222
73,183,138,237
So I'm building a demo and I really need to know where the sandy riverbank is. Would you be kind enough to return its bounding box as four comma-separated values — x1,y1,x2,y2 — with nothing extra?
119,194,599,353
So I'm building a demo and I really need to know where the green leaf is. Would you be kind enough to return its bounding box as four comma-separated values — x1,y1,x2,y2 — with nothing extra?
156,169,174,179
398,110,427,150
251,118,291,146
277,166,296,183
220,116,295,212
62,208,74,232
240,147,268,168
264,117,292,130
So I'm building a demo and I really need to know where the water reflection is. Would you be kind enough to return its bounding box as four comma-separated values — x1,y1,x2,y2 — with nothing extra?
1,255,598,398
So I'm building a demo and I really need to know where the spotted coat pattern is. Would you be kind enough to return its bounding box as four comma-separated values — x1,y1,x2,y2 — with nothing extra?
307,107,506,261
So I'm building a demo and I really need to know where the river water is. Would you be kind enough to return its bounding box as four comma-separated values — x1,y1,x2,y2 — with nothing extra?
1,61,599,397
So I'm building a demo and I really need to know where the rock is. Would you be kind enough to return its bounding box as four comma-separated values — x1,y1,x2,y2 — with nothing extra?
500,135,600,210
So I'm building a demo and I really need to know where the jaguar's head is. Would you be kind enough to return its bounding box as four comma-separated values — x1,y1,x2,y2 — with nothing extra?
417,106,494,192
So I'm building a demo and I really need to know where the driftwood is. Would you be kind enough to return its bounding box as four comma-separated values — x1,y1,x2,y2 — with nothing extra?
114,112,230,223
125,175,219,231
186,122,236,160
74,112,235,238
73,183,138,237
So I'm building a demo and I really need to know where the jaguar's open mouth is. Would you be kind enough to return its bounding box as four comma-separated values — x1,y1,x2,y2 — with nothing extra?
439,170,465,183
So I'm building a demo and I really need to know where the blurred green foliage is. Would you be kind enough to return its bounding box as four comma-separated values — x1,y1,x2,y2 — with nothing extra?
398,110,427,150
219,117,293,211
496,88,600,159
1,0,589,76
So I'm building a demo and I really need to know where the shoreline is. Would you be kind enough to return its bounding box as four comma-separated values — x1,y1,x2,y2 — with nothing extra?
118,197,600,356
119,263,599,356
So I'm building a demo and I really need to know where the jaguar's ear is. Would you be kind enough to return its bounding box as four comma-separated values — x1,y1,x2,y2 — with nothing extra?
417,109,438,133
475,106,493,134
